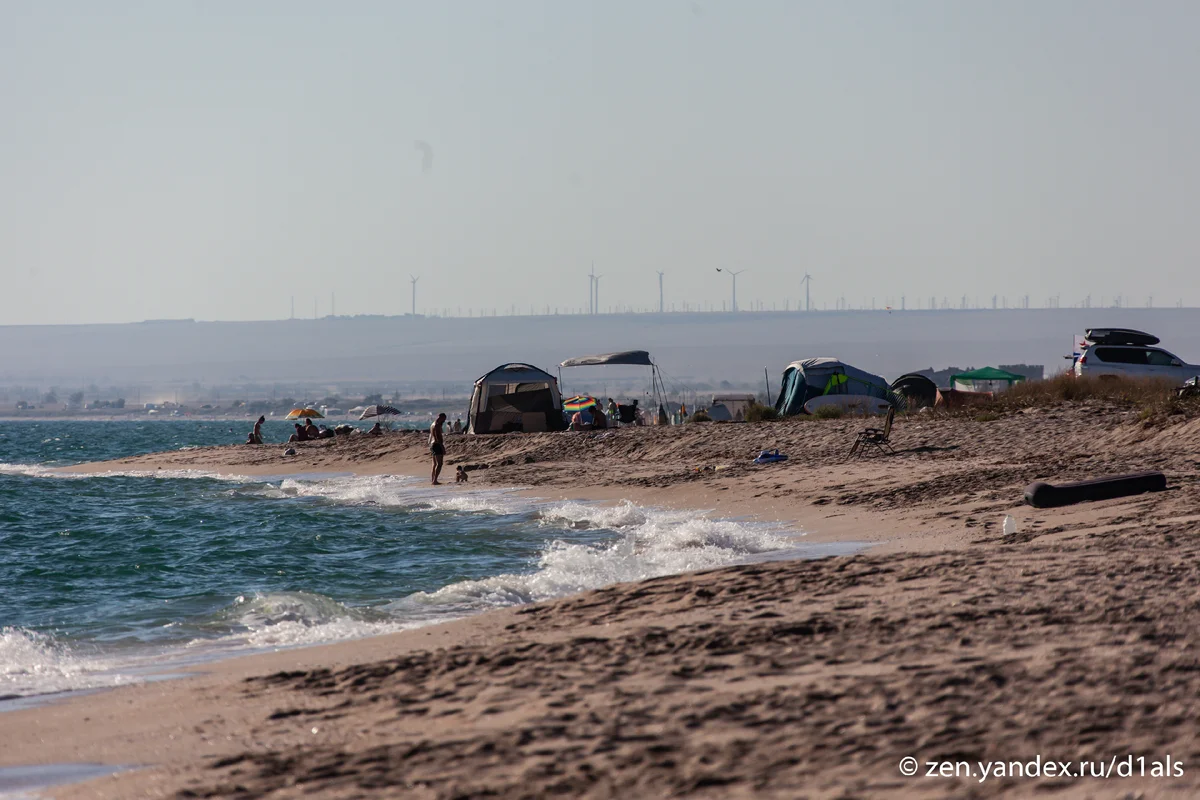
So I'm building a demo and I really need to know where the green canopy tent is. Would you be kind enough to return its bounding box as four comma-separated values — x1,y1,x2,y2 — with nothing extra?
950,367,1026,393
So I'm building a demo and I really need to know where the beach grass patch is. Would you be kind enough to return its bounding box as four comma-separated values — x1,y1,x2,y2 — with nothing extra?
965,374,1197,422
744,403,779,423
812,405,844,420
997,373,1175,407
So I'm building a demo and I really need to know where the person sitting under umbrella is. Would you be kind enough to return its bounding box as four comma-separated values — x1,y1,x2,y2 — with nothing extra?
304,418,320,439
570,405,594,431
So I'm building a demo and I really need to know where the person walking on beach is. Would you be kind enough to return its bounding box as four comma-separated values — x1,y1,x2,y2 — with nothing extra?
252,416,265,444
430,413,447,485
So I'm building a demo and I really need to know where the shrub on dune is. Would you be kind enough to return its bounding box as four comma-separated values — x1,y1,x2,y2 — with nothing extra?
744,403,779,423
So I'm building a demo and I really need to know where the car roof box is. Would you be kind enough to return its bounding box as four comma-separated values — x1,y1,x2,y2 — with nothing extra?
1084,328,1160,346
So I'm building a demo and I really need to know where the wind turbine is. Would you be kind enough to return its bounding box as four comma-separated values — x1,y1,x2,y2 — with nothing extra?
657,271,665,313
410,275,419,316
593,273,604,314
800,273,812,312
716,268,746,312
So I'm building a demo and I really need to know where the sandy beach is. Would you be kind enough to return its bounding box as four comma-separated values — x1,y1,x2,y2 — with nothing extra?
9,402,1200,797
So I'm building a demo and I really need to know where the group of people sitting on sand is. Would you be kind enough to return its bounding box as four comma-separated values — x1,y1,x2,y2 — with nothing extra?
289,419,335,442
569,403,609,431
246,416,370,444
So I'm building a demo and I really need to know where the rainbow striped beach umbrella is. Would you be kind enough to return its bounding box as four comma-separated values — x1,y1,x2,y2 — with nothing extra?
563,395,599,413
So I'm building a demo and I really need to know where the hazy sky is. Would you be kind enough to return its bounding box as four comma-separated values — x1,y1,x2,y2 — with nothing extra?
3,1,1198,325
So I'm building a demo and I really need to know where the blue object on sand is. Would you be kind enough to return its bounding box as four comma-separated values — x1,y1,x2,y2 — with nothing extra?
754,449,789,464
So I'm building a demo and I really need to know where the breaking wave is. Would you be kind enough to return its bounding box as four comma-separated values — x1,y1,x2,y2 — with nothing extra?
0,627,130,698
393,500,794,617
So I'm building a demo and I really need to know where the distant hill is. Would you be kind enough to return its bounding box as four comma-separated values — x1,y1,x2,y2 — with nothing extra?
1,309,1196,391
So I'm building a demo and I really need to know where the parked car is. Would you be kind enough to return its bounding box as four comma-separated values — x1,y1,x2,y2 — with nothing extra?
1074,328,1200,382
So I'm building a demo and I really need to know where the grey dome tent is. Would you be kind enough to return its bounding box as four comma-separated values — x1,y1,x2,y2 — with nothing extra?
774,358,898,416
467,363,566,434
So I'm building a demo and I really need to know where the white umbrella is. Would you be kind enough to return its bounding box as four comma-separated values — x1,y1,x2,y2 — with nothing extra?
359,404,401,420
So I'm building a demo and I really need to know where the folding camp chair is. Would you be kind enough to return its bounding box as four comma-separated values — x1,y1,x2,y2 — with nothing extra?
848,406,896,458
616,403,640,426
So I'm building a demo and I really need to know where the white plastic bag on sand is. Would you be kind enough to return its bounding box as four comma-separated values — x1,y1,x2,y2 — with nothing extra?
1002,515,1016,535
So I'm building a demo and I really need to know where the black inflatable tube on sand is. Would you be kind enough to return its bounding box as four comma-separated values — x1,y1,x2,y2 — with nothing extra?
1024,472,1167,509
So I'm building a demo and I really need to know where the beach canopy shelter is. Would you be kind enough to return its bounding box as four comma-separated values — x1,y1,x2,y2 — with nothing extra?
774,358,897,416
468,363,566,434
559,350,667,419
559,350,655,368
950,367,1026,394
890,373,941,409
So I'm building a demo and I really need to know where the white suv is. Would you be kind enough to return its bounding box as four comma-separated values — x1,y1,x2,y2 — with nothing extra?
1074,328,1200,382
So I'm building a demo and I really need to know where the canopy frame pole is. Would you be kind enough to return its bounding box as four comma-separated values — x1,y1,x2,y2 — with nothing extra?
651,363,669,423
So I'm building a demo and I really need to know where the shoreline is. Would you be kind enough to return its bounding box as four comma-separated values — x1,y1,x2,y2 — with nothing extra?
8,460,862,706
53,423,985,555
8,406,1200,797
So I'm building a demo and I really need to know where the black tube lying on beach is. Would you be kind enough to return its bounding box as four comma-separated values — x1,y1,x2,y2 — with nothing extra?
1024,472,1167,509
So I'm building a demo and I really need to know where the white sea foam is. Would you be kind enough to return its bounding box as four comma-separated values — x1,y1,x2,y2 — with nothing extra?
0,463,64,479
393,501,794,616
538,499,650,529
191,591,414,652
0,463,255,482
0,627,130,698
267,474,524,515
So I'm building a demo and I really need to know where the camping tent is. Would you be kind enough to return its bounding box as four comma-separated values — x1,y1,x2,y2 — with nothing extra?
709,393,757,422
890,373,941,409
467,363,566,434
950,367,1026,394
774,358,897,416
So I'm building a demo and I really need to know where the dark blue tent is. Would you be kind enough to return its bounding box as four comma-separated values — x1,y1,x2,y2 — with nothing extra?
774,358,898,416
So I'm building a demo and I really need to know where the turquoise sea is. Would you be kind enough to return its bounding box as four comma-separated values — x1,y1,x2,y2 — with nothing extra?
0,420,846,701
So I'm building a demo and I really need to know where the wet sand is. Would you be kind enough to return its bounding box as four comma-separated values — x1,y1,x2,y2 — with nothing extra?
11,404,1200,797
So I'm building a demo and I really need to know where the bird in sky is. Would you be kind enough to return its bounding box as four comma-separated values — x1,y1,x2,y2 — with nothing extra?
414,140,434,174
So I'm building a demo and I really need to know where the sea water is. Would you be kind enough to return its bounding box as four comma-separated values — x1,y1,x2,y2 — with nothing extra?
0,420,845,701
